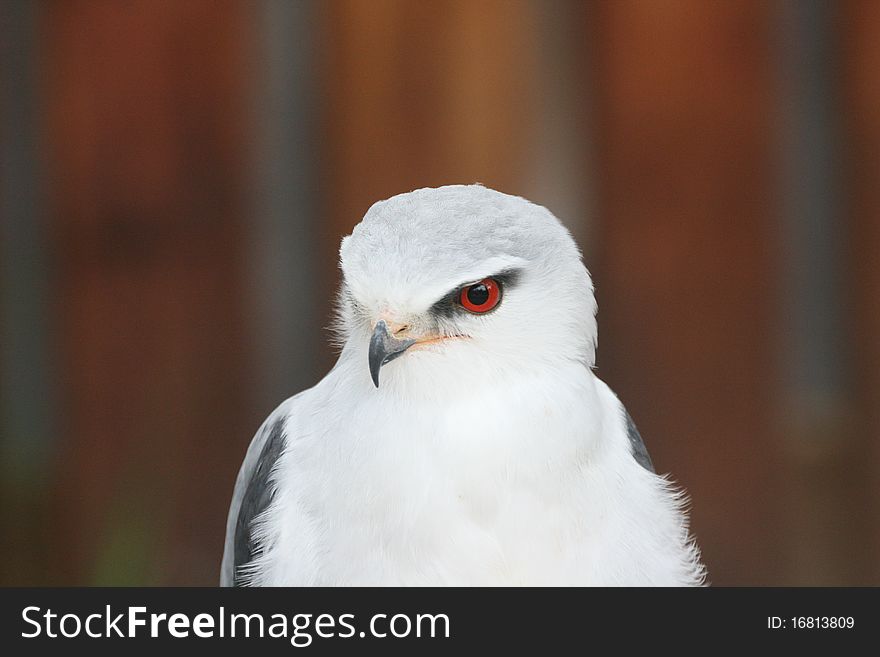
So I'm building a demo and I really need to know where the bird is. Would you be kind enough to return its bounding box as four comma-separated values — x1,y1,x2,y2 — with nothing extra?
221,184,706,586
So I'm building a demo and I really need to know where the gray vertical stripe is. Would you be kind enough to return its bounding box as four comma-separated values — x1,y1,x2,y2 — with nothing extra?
248,0,321,411
778,0,848,425
528,0,594,254
0,1,55,482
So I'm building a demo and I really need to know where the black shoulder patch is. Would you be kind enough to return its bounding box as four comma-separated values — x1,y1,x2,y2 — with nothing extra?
623,407,655,473
233,417,286,585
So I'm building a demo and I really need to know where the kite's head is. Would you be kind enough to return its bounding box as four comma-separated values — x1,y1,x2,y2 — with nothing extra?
337,185,597,392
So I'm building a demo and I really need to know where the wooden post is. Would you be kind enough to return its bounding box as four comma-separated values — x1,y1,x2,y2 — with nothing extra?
42,0,252,584
587,0,783,584
841,0,880,584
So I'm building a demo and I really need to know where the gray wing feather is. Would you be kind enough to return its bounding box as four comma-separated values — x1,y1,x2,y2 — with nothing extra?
220,400,293,586
623,407,655,473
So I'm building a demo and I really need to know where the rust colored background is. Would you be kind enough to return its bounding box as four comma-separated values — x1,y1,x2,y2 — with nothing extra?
1,1,877,585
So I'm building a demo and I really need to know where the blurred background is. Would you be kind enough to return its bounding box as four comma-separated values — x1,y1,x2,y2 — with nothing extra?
1,0,878,586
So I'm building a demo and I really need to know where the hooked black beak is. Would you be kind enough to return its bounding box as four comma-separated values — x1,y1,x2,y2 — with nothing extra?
368,320,416,388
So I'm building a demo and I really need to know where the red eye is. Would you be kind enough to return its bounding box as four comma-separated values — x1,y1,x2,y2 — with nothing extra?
459,278,501,313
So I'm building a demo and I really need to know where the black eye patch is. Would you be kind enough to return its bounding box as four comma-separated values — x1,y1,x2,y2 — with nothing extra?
428,269,522,319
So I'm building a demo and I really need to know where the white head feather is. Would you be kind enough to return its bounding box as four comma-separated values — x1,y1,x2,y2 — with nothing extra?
336,185,598,397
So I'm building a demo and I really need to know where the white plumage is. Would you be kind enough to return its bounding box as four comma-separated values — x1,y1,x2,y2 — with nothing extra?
221,185,706,586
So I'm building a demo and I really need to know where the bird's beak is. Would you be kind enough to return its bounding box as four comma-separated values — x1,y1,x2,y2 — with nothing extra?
368,320,416,388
